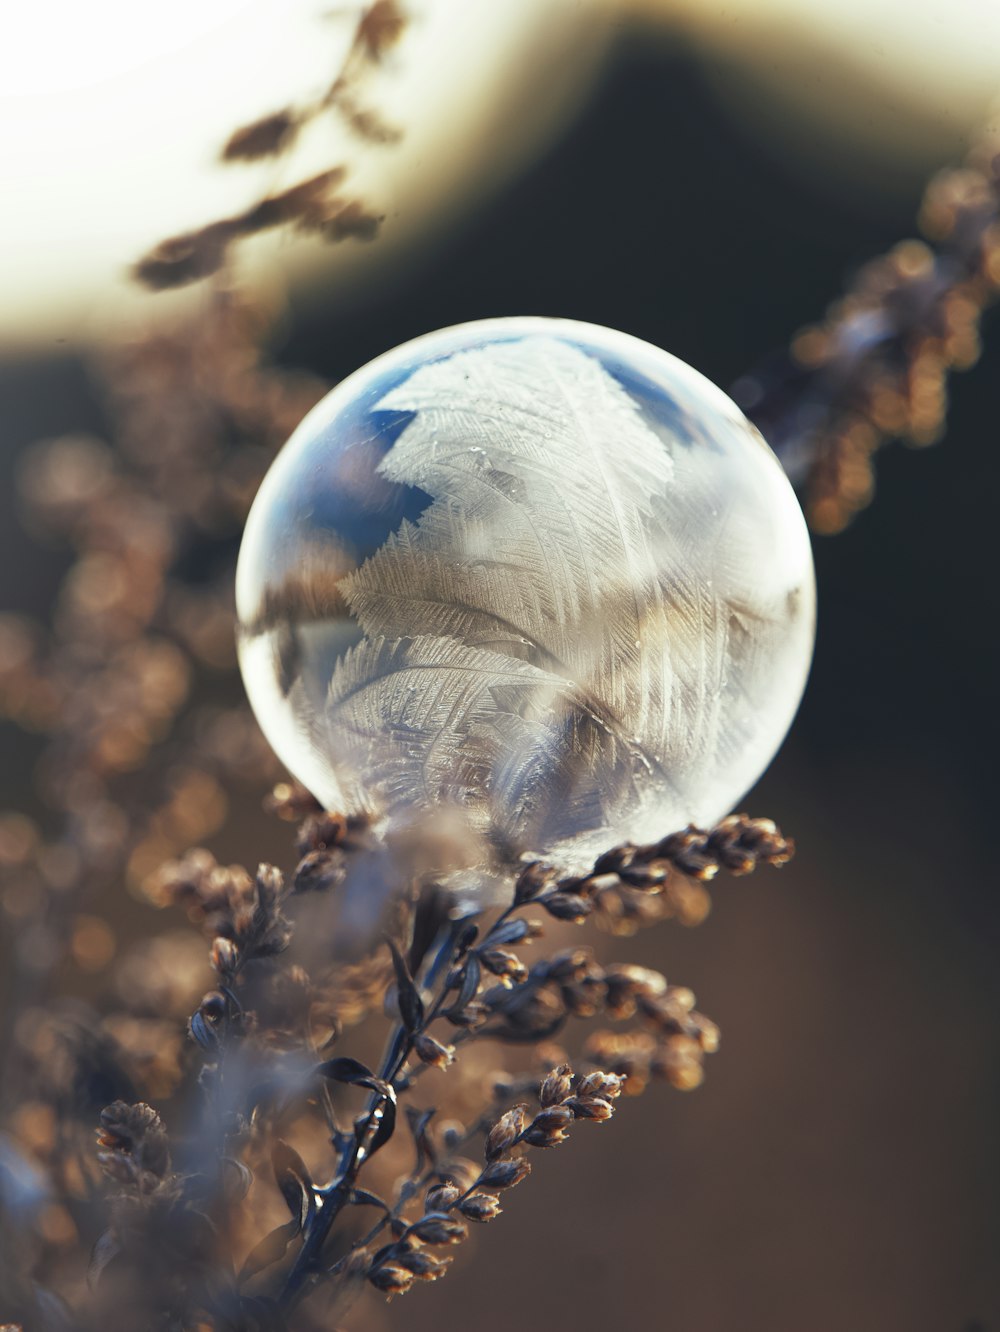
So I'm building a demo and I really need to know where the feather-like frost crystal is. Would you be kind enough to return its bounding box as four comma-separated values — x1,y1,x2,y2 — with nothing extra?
236,318,815,886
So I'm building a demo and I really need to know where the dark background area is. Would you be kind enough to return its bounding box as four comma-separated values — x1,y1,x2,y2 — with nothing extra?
3,28,998,1332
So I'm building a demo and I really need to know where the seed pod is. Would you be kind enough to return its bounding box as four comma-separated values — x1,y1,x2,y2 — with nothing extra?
577,1071,624,1101
368,1263,414,1296
522,1124,570,1148
484,1106,527,1161
665,984,696,1013
210,936,238,974
565,1096,614,1121
424,1183,461,1212
459,1193,502,1222
514,860,554,904
541,892,592,922
410,1215,468,1245
531,1105,574,1133
478,948,528,983
447,1001,488,1028
539,1063,574,1107
397,1248,451,1279
695,1015,721,1053
414,1033,455,1068
199,990,226,1021
479,1157,531,1190
547,948,593,981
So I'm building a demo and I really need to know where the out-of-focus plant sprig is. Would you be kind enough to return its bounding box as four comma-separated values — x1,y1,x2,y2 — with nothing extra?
68,806,791,1329
133,0,407,291
737,118,1000,532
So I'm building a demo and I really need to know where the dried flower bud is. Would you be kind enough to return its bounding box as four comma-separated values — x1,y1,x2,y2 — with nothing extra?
603,963,668,1017
484,1106,527,1161
222,109,300,162
547,948,593,981
368,1262,414,1296
414,1033,455,1069
514,861,554,904
479,1158,531,1190
397,1249,451,1280
541,892,593,922
424,1183,461,1212
447,1001,488,1028
293,848,345,894
652,1034,706,1091
695,1015,721,1053
665,984,696,1013
255,862,284,906
565,1096,614,1121
478,948,528,984
96,1101,170,1181
440,1121,466,1152
531,1105,575,1133
619,862,669,888
459,1192,502,1222
199,990,226,1021
539,1063,574,1107
577,1071,624,1101
410,1215,468,1245
210,936,238,974
523,1125,570,1148
438,1157,481,1193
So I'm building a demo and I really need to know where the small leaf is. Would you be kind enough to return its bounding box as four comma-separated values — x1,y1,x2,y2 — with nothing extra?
221,109,300,162
351,1187,391,1214
189,1009,219,1050
87,1229,121,1290
238,1219,300,1284
404,1105,438,1175
272,1140,314,1232
455,921,479,953
32,1285,76,1332
318,1058,398,1158
221,1156,254,1202
451,955,481,1016
318,1057,394,1099
482,918,530,949
385,936,424,1033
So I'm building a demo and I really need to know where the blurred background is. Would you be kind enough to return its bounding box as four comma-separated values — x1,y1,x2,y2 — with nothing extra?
2,1,999,1330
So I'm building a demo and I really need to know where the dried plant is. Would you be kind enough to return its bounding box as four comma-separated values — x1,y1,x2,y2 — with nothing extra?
133,0,406,291
737,116,1000,532
3,784,790,1329
0,9,995,1330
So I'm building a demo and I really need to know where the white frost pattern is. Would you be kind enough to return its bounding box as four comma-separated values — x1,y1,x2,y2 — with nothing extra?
323,336,767,862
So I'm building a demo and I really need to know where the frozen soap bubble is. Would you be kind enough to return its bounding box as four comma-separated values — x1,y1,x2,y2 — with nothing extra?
236,317,815,882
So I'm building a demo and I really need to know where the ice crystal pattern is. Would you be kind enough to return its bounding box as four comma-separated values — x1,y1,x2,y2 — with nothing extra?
237,319,815,877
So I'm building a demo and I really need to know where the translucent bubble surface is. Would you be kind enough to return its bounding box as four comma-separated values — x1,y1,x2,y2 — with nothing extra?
236,317,815,879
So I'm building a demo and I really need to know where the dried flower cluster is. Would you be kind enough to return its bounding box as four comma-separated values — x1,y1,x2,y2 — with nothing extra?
134,1,406,291
19,796,788,1330
738,119,1000,532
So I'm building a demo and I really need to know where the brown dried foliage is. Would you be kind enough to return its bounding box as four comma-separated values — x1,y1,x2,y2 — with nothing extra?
739,120,1000,533
136,1,406,290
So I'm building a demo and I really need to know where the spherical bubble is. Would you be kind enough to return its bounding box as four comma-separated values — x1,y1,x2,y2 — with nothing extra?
236,317,814,885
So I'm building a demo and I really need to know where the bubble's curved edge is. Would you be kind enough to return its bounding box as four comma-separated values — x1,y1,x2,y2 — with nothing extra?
235,314,818,840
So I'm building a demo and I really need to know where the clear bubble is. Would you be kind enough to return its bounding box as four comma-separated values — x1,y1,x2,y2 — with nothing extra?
236,317,815,886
